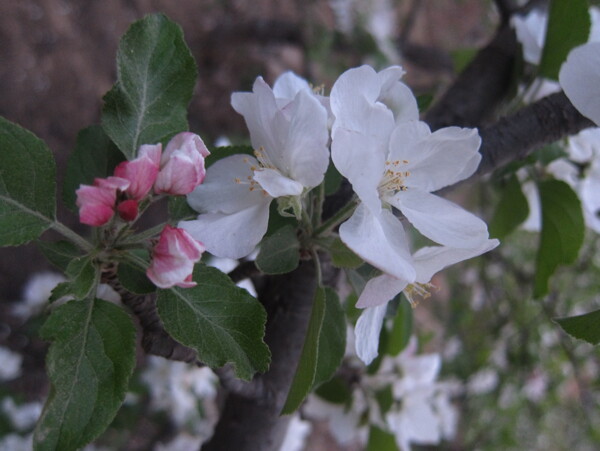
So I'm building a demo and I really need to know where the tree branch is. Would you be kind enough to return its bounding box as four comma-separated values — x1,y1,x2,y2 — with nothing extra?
424,24,518,130
100,264,200,365
203,261,318,451
477,92,595,175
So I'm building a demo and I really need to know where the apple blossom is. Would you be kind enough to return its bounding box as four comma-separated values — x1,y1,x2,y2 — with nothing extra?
355,240,499,364
181,72,329,258
155,132,210,195
330,67,489,280
146,225,205,289
559,42,600,127
114,143,161,200
75,176,130,226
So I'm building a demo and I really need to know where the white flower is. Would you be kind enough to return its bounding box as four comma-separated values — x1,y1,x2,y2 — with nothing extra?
181,72,329,258
1,398,42,431
467,368,499,395
354,240,498,364
330,66,489,282
14,272,66,318
384,342,459,451
141,357,217,429
0,346,22,381
511,8,548,65
279,414,312,451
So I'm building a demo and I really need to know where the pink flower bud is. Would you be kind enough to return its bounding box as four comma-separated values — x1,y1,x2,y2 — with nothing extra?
117,199,139,222
76,176,130,226
146,225,205,288
114,144,161,200
154,132,210,195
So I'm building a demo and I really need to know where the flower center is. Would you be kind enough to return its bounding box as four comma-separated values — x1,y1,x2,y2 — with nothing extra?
233,148,272,197
403,282,437,308
378,160,410,199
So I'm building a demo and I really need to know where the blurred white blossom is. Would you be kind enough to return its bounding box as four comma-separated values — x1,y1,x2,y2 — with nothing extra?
0,346,22,381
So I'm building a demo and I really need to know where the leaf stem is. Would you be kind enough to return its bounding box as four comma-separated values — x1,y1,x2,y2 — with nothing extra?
51,221,94,252
314,198,358,237
311,247,322,287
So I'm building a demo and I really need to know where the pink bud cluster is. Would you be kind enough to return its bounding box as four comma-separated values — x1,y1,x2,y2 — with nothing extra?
75,132,210,289
75,132,210,227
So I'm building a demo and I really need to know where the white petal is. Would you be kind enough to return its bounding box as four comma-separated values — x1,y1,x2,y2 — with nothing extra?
413,239,499,284
340,205,416,280
231,78,288,171
273,71,311,100
186,155,269,214
511,10,547,65
330,65,381,122
331,127,385,214
377,66,419,123
521,180,541,232
389,124,481,192
284,90,330,188
356,273,409,308
560,42,600,126
393,190,489,248
179,201,271,259
567,128,600,163
253,168,304,197
354,304,387,364
581,160,600,232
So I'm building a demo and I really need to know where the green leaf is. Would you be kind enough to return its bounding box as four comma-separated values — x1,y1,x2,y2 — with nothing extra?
539,0,590,80
156,264,270,380
38,240,82,272
385,298,412,356
34,299,136,451
63,125,124,211
534,180,584,297
313,287,346,388
451,48,478,73
367,426,398,451
489,174,529,239
314,376,352,405
117,260,155,295
555,309,600,345
281,286,326,415
329,237,363,269
102,13,197,159
0,116,56,246
168,196,197,222
49,282,73,304
255,225,300,275
375,385,394,414
323,160,342,195
66,256,99,300
416,93,434,112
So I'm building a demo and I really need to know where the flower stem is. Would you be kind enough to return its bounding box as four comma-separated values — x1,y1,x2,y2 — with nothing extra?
50,221,94,252
314,198,358,237
312,182,325,230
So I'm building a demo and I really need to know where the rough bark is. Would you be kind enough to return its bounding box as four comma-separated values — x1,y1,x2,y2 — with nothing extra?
478,92,595,175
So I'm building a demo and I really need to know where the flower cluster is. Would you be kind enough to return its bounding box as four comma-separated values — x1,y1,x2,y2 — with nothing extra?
304,337,459,451
180,73,329,258
76,132,209,227
328,66,498,362
181,66,497,363
75,132,209,289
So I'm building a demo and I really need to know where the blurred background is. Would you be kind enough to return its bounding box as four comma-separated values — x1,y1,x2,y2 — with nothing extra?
1,1,599,450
